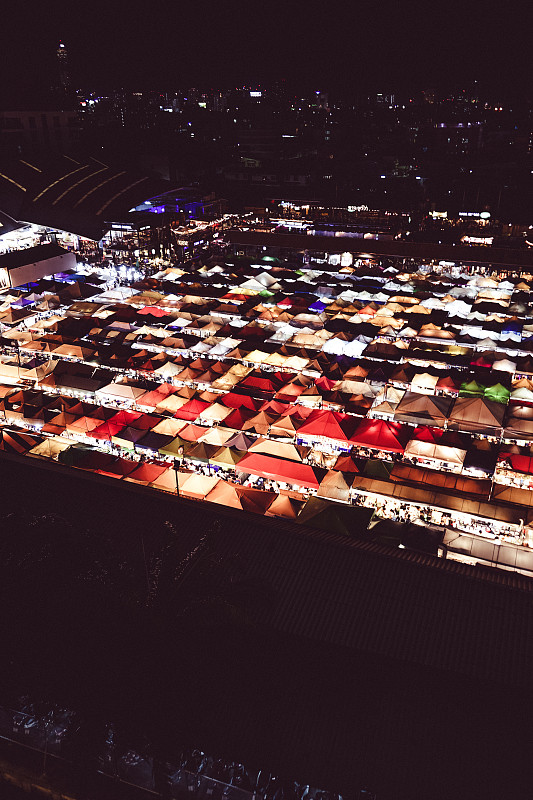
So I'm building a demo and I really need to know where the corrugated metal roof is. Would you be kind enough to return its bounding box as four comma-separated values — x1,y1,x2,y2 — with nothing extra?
0,452,531,797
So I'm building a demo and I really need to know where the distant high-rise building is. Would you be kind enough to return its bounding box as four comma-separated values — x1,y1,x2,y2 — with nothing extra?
56,42,71,94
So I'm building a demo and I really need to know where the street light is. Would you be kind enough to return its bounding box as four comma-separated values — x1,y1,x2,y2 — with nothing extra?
174,445,184,496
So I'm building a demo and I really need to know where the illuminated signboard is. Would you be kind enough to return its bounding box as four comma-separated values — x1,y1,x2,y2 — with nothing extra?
459,211,491,219
250,91,262,98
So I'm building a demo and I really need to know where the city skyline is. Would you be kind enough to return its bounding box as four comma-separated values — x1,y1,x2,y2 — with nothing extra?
2,1,533,99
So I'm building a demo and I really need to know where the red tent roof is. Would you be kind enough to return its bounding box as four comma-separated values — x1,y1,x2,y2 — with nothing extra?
137,305,168,317
224,407,256,429
411,425,445,444
298,409,352,443
88,421,126,440
126,462,168,483
236,452,322,489
222,392,262,411
503,454,533,475
315,376,337,391
240,375,280,393
174,398,211,421
178,423,209,442
138,384,176,407
96,457,138,478
110,410,142,426
333,454,361,473
351,419,409,453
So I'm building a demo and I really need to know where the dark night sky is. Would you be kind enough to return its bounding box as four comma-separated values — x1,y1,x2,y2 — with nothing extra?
2,0,532,98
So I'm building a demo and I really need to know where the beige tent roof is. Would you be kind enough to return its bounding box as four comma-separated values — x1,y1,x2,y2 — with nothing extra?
503,418,533,441
404,440,466,466
317,470,352,502
248,437,305,462
334,379,376,398
155,394,189,414
151,417,188,436
179,472,220,498
448,396,505,433
394,391,452,427
410,372,439,392
204,480,246,508
198,403,233,423
209,446,246,468
96,382,146,403
27,436,72,460
149,468,178,493
153,361,184,378
268,415,300,438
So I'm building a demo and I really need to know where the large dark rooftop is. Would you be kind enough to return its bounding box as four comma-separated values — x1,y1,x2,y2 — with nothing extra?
0,153,170,240
0,242,68,270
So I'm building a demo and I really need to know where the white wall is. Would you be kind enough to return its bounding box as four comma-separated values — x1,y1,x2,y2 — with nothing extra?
8,251,77,287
